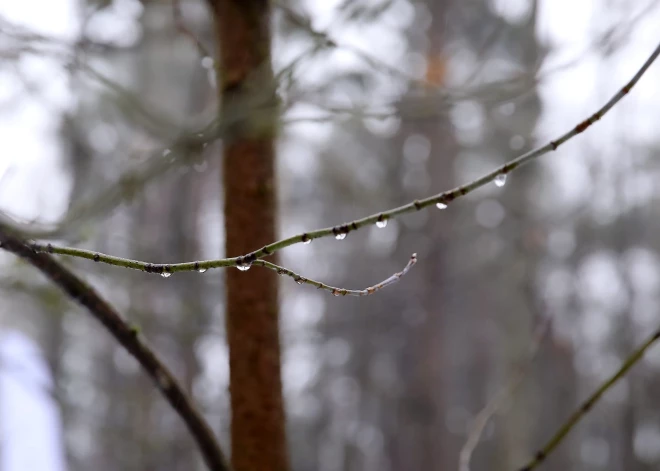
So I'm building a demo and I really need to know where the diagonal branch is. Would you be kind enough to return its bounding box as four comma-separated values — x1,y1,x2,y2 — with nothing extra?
0,224,230,471
14,42,660,274
518,324,660,471
460,315,551,471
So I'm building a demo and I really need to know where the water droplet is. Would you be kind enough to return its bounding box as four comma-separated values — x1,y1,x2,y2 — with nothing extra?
494,174,507,187
161,272,172,278
303,239,312,245
277,268,286,276
237,263,251,271
201,56,214,69
162,149,171,156
376,219,388,229
197,268,207,273
332,289,341,296
335,233,347,240
295,277,305,285
436,202,448,210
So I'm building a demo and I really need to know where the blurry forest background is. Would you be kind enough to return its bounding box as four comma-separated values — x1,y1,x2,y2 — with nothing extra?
2,0,660,470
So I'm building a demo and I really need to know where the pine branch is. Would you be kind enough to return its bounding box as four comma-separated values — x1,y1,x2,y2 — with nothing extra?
0,224,230,471
518,325,660,471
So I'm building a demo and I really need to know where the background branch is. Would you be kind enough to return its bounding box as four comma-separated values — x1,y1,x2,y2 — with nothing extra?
518,323,660,471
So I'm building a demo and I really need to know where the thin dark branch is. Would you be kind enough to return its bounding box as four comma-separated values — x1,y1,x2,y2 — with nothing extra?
517,324,660,471
0,224,230,471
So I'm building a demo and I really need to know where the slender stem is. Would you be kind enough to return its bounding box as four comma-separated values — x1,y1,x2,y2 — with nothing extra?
24,41,660,271
0,224,230,471
518,325,660,471
256,253,417,297
460,316,551,471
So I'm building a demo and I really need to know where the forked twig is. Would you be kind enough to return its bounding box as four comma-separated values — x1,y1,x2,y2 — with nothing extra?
29,242,417,297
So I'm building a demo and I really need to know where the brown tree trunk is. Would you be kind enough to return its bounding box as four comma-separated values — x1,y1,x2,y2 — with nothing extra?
208,1,288,471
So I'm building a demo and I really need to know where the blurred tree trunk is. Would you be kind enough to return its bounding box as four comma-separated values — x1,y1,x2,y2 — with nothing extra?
208,2,288,471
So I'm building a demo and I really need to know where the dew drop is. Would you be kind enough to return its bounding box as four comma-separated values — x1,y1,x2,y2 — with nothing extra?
197,268,207,273
201,56,214,69
376,219,388,229
295,277,305,285
303,239,312,245
237,263,251,271
161,272,172,278
494,174,507,187
332,289,341,296
335,233,347,240
436,202,448,210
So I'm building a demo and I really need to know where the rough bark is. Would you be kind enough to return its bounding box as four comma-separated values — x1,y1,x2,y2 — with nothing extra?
208,1,288,471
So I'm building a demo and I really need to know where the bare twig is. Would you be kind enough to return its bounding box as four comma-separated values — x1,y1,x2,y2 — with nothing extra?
173,0,212,59
517,323,660,471
0,224,230,471
257,253,417,296
459,316,551,471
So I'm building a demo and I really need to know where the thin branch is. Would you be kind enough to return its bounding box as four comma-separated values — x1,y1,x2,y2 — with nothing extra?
15,42,660,271
256,253,417,296
173,0,212,59
0,225,230,471
517,324,660,471
460,316,551,471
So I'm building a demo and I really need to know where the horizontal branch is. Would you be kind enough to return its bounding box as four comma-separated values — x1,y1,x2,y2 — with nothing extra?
0,224,230,471
518,324,660,471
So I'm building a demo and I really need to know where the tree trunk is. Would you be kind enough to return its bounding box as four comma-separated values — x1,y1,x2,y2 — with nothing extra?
208,1,288,471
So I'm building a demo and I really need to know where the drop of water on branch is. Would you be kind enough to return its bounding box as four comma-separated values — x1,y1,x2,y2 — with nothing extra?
237,263,251,271
436,202,447,210
303,239,311,245
494,174,507,187
332,289,341,296
197,268,207,273
161,272,172,278
201,56,214,69
335,233,347,240
376,219,388,228
295,277,305,285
